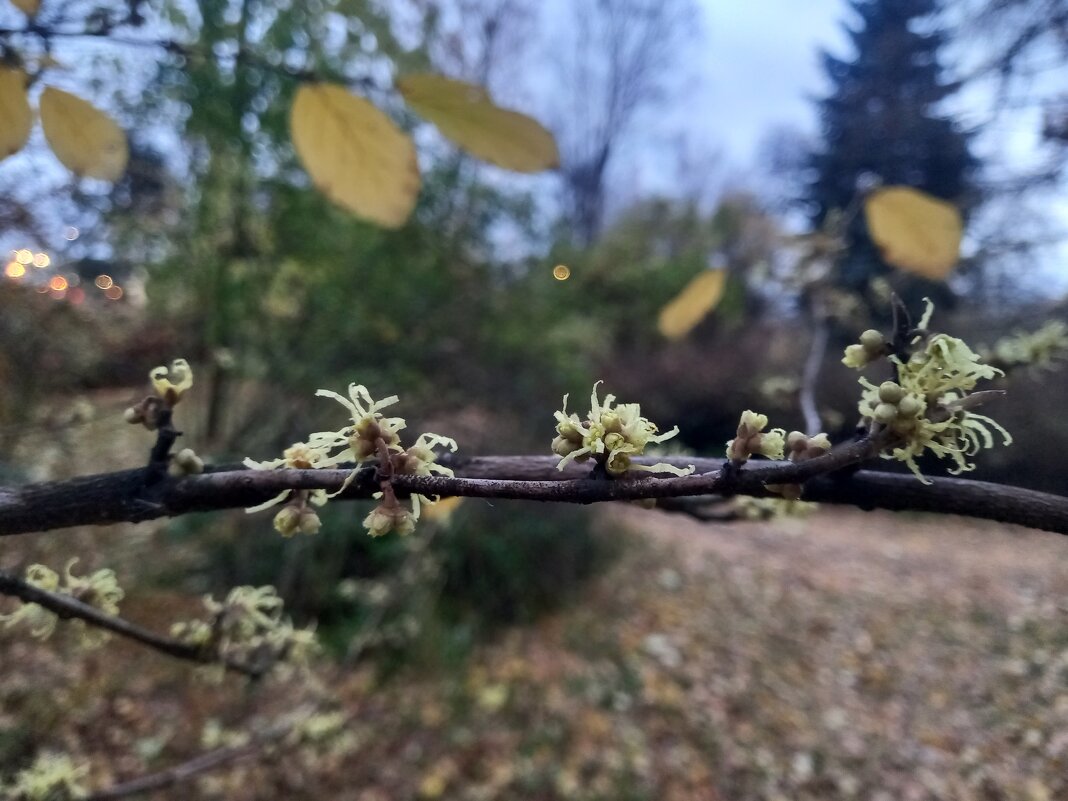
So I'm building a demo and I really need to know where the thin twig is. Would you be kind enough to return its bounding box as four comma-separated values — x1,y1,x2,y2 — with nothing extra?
84,708,315,800
0,570,264,677
800,317,829,434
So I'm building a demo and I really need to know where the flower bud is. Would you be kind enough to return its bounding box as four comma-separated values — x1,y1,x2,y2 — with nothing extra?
897,395,922,417
298,510,322,535
273,506,302,537
878,381,905,404
606,450,631,475
552,435,582,457
175,448,204,474
363,504,416,538
873,403,898,424
860,329,885,350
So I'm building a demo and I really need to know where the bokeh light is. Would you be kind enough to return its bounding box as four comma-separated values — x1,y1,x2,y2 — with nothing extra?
4,261,25,279
64,227,79,240
95,274,114,289
104,285,124,300
48,275,69,292
33,253,51,268
552,264,571,281
15,249,32,265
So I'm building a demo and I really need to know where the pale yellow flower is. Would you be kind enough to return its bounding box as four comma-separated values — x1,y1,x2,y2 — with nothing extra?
149,358,194,404
552,382,693,476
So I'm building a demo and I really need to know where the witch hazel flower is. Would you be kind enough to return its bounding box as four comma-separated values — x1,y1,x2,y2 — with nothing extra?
551,382,694,477
853,300,1012,482
244,383,460,539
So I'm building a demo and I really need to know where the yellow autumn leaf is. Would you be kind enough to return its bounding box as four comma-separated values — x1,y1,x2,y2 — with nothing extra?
658,269,727,340
422,496,463,524
0,67,32,160
864,186,963,280
397,73,559,173
290,83,419,228
39,86,128,181
10,0,39,16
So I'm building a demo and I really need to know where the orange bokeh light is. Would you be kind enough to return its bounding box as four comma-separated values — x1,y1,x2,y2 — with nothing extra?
104,285,124,300
4,261,25,279
48,275,69,292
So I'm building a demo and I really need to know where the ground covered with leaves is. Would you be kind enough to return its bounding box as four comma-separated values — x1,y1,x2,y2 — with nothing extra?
3,505,1068,801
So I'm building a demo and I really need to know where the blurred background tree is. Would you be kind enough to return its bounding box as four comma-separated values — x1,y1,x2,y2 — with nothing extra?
805,0,979,312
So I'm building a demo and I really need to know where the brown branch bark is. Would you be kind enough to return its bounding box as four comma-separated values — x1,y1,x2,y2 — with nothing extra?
2,439,1068,535
0,571,264,678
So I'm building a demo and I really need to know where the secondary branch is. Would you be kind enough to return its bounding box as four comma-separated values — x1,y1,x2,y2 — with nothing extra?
0,570,264,677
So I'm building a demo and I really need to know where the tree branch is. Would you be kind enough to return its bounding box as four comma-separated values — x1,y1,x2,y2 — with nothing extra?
84,710,312,800
2,438,1068,535
0,570,264,678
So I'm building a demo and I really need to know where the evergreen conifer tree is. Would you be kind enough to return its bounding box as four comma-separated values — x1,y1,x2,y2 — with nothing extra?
808,0,978,299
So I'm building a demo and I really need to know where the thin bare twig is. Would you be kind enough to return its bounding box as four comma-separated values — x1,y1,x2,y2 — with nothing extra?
800,317,829,435
84,708,316,800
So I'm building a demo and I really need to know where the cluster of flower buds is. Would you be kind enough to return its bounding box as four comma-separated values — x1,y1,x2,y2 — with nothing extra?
786,431,832,461
769,430,832,500
272,502,324,537
726,410,786,464
551,382,694,477
842,329,890,369
861,380,925,433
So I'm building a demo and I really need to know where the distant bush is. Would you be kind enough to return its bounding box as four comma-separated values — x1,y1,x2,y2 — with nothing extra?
434,502,611,627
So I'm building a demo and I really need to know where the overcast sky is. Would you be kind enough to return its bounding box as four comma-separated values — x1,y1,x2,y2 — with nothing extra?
697,0,847,165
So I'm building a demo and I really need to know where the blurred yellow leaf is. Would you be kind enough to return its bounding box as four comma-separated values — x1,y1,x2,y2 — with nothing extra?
397,73,559,173
10,0,39,15
422,496,463,523
658,269,727,340
290,83,419,228
864,186,962,280
39,86,128,181
0,67,32,160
